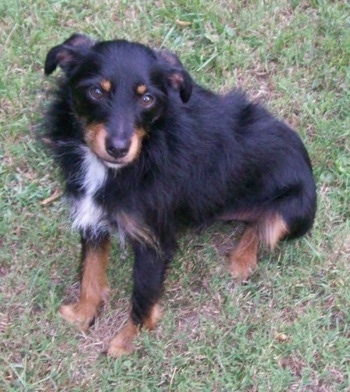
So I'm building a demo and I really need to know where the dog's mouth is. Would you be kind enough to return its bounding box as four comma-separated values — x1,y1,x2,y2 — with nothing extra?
99,157,125,169
90,149,132,169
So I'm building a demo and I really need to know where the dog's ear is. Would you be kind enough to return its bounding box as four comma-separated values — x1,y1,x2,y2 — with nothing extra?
44,33,95,76
155,50,193,103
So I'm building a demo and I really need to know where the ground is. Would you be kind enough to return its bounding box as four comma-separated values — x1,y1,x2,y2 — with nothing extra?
1,0,349,390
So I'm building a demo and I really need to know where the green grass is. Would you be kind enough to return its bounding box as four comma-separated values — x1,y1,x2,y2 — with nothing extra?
1,0,349,390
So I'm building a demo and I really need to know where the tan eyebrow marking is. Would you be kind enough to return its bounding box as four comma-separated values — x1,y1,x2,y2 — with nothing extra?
100,79,112,92
136,84,147,95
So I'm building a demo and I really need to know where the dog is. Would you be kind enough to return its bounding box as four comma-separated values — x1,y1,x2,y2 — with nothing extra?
42,33,316,357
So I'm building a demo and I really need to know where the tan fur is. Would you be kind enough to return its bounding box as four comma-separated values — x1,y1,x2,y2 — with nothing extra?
107,303,161,358
107,321,139,357
120,128,147,165
143,303,162,330
229,226,259,282
59,237,110,331
100,79,112,92
85,124,147,166
85,123,147,164
259,213,288,249
116,211,158,248
229,213,288,282
170,72,184,89
85,123,111,161
136,84,147,95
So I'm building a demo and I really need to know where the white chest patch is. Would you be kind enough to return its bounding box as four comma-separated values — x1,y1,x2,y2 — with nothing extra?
70,148,109,236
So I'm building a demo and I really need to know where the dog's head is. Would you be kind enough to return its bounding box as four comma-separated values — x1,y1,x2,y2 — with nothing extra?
45,34,192,168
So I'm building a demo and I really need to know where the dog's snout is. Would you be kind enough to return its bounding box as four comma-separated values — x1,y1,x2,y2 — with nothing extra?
105,137,131,159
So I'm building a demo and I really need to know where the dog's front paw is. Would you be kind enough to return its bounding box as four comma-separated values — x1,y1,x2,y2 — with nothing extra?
107,340,135,358
107,321,138,358
58,303,96,332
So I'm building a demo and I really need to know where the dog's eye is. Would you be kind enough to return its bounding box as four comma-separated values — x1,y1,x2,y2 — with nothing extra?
89,87,104,100
140,94,155,108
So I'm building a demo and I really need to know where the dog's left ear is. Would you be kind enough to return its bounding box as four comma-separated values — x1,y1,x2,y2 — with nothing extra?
44,33,95,76
156,50,193,103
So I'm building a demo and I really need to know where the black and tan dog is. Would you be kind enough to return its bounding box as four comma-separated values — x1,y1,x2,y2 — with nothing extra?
43,34,316,357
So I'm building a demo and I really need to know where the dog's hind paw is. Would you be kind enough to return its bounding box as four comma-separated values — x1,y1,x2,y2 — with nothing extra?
229,254,257,283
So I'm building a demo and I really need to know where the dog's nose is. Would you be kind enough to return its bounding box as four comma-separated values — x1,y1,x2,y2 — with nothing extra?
105,137,131,159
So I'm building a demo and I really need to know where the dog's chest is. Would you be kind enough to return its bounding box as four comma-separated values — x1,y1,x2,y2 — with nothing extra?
69,149,109,235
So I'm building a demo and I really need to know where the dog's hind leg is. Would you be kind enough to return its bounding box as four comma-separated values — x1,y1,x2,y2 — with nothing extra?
228,225,260,282
59,233,110,331
229,213,288,282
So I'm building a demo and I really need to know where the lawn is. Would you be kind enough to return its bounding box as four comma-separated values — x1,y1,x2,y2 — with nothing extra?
1,0,349,390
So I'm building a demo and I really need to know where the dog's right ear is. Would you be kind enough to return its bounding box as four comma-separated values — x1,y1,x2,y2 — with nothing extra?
44,33,95,76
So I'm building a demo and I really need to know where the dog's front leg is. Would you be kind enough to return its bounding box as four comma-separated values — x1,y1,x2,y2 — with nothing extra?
107,241,171,357
59,232,110,331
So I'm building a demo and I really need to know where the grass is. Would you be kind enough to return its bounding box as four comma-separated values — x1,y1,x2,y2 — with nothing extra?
1,0,349,390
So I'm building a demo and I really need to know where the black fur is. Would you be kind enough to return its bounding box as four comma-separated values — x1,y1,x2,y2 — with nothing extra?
43,34,316,338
